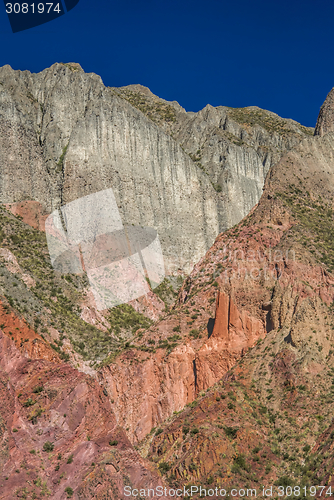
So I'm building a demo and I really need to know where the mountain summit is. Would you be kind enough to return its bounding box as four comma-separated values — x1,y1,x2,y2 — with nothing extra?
315,87,334,137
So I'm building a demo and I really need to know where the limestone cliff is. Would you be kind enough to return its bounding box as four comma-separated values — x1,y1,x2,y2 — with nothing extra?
0,63,313,273
0,63,218,274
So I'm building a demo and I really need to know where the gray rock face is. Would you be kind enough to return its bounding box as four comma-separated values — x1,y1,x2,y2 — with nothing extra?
116,85,314,228
0,63,313,273
0,63,219,273
314,87,334,137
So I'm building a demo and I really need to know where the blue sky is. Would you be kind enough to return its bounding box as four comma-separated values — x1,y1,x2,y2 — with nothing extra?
1,0,334,127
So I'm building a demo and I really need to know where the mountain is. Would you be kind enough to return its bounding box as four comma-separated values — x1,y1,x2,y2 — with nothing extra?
0,62,332,499
0,62,313,274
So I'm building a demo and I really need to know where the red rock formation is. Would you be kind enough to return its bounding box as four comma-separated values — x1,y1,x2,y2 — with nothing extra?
194,291,265,392
0,302,60,362
100,286,266,442
101,343,196,443
5,201,48,231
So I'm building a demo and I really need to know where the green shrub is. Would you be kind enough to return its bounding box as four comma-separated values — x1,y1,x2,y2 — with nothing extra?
43,441,54,452
224,426,238,439
213,183,222,192
23,398,35,407
189,329,200,339
158,462,171,474
109,440,118,446
274,476,293,487
65,487,73,498
168,334,181,342
233,454,248,471
33,385,43,394
108,303,152,335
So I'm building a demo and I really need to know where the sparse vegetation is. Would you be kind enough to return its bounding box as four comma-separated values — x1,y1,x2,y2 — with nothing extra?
113,88,176,125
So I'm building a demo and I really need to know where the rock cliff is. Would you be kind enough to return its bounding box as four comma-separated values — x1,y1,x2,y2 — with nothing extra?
314,87,334,137
0,63,313,273
1,62,334,496
115,84,314,228
133,104,334,492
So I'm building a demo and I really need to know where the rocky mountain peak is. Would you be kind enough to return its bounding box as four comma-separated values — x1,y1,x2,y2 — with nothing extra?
314,86,334,136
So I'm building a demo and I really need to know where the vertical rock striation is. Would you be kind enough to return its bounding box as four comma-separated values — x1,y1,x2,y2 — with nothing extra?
0,63,313,273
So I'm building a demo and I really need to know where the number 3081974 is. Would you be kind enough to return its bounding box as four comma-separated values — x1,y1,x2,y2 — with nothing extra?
5,3,61,14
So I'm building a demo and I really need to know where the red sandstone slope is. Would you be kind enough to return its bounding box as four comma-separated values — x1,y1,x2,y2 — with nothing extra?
0,326,167,499
4,201,48,231
0,302,60,362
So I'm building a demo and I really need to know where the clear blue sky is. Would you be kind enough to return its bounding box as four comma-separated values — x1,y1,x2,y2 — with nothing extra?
1,0,334,127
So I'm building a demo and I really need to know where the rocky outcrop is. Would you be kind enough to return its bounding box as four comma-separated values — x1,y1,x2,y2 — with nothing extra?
0,301,59,362
100,343,197,443
193,291,265,392
0,63,219,274
100,288,265,443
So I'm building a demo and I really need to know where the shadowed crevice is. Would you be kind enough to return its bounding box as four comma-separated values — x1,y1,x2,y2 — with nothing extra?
207,318,215,338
